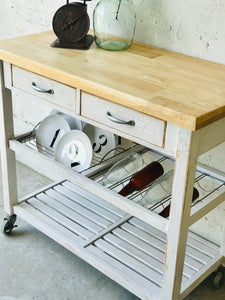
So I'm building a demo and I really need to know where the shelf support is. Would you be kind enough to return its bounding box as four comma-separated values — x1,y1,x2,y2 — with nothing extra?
0,61,18,214
161,127,199,299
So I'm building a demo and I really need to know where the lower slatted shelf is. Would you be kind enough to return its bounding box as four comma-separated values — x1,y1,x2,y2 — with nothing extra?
13,180,222,299
15,180,128,243
87,217,221,294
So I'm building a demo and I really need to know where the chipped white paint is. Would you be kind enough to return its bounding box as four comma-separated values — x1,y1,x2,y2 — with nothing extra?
0,0,225,245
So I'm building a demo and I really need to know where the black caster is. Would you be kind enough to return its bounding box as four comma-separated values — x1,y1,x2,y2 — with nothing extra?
212,266,225,289
3,214,17,235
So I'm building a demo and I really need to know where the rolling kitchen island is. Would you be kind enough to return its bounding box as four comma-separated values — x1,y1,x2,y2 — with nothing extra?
0,31,225,299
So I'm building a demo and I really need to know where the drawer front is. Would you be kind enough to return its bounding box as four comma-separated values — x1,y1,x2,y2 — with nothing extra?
12,66,76,111
81,92,166,148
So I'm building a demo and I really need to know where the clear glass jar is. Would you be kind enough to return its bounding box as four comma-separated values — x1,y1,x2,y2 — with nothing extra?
93,0,136,51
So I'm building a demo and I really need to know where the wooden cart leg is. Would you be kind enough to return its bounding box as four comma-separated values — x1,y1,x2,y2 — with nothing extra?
160,127,199,300
0,61,18,215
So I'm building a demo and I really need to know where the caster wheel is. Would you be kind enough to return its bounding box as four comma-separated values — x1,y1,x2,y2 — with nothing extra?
213,267,225,289
3,214,17,235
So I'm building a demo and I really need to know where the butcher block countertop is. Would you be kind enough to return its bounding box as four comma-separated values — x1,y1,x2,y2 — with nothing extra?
0,30,224,131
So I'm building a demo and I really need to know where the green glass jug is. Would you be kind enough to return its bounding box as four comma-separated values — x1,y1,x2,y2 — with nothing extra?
93,0,136,51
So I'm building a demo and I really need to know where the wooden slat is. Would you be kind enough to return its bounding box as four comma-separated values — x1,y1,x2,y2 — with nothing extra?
45,188,112,228
128,221,204,272
14,202,83,243
180,253,224,299
130,218,219,257
36,193,103,234
121,222,211,265
114,226,198,279
62,180,127,218
55,184,120,223
188,231,219,252
94,238,163,286
112,227,199,279
104,232,164,275
82,215,131,248
186,235,218,257
122,222,166,251
88,245,161,300
130,218,166,241
28,197,93,239
113,227,166,262
18,180,62,203
105,231,194,282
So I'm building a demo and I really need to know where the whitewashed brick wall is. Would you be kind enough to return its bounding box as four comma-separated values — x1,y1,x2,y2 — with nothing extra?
1,0,225,244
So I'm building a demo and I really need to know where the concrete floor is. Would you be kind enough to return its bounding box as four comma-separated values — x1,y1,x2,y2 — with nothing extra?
1,162,225,300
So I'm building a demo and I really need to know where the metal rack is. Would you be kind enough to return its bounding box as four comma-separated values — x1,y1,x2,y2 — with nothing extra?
101,159,225,216
17,130,141,173
16,131,225,218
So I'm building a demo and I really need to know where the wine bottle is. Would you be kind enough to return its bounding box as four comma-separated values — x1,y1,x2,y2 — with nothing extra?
159,187,199,218
119,161,164,197
98,152,144,187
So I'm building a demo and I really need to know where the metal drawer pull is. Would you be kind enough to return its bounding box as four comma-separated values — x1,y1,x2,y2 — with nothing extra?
106,112,135,126
31,82,54,94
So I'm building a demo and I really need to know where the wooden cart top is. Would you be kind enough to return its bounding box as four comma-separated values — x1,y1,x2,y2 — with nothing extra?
0,31,224,131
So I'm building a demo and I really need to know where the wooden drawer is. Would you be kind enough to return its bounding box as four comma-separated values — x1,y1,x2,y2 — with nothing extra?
12,66,76,111
81,92,166,148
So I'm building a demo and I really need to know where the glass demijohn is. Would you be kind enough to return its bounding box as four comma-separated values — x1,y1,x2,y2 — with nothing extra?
93,0,136,51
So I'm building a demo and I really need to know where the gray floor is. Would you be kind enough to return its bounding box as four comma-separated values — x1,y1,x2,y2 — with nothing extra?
1,162,225,300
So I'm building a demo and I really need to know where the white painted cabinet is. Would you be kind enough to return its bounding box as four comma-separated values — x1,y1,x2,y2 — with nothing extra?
1,31,225,300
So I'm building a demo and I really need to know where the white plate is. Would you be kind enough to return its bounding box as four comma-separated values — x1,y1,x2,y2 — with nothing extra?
49,109,84,130
54,130,92,172
36,114,70,155
83,124,116,159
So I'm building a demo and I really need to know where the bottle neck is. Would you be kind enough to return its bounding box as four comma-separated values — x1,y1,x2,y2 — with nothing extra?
119,182,136,197
160,187,199,218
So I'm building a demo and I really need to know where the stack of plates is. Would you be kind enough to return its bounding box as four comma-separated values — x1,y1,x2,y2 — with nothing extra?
36,111,132,172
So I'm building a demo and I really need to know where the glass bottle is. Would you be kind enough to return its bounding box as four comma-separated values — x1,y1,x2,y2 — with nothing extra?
139,170,199,217
159,186,199,218
93,0,136,51
98,152,144,187
119,161,164,197
139,170,174,208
